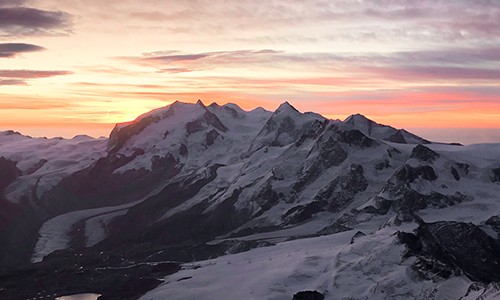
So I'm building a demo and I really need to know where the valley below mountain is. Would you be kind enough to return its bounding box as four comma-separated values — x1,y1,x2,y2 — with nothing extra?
1,100,500,300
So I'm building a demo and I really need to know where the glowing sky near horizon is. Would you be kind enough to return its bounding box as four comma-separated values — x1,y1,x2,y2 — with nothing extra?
0,0,499,144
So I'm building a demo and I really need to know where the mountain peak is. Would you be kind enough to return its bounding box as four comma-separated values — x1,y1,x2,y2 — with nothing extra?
196,99,206,108
275,101,300,115
344,113,374,125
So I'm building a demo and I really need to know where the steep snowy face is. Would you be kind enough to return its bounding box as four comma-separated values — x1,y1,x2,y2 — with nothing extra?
107,100,272,173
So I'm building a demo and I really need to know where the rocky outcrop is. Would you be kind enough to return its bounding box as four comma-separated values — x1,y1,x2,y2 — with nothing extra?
186,119,205,135
0,157,21,192
315,164,368,212
293,136,348,192
0,158,38,272
205,129,221,146
492,167,500,183
108,164,223,239
409,144,439,162
399,220,500,283
292,290,324,300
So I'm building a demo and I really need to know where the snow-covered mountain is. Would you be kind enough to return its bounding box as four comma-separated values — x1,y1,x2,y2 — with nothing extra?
1,101,500,300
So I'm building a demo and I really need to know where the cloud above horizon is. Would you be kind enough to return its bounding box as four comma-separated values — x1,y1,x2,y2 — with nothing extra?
0,7,72,37
0,0,27,6
0,69,73,85
0,43,46,58
118,46,500,85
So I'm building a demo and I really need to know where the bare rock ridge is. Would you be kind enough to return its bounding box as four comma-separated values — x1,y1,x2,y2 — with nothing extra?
0,100,500,300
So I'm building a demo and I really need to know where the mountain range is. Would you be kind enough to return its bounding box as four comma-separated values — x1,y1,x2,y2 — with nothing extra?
1,100,500,300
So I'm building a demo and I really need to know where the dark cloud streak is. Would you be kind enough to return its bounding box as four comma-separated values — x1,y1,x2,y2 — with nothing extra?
143,54,209,63
0,78,26,85
0,43,46,58
0,0,26,7
0,69,73,78
0,7,72,37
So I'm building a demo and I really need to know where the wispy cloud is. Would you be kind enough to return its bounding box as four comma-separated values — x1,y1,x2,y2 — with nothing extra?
0,69,73,78
119,49,286,70
0,7,72,37
0,69,73,85
0,43,46,58
0,0,27,6
0,78,26,85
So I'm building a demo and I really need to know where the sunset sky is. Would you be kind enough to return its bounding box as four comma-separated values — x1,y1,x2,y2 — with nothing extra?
1,0,499,144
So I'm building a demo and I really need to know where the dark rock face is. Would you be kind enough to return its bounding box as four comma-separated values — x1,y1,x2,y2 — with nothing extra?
186,119,205,135
456,162,470,176
315,164,368,212
179,143,188,156
293,137,348,192
40,152,182,216
370,161,468,219
253,183,281,214
295,120,328,147
292,290,324,300
205,129,220,146
350,231,366,244
375,159,391,170
268,116,296,147
130,187,250,248
108,164,223,239
395,165,437,183
316,223,352,236
338,129,375,148
409,144,439,162
360,197,392,215
285,164,368,225
492,167,500,183
399,220,500,283
484,215,500,233
451,166,460,181
202,109,228,133
283,201,327,225
0,158,37,272
319,136,348,168
27,158,48,175
387,131,407,144
0,157,21,192
0,196,39,273
395,191,467,221
223,105,241,119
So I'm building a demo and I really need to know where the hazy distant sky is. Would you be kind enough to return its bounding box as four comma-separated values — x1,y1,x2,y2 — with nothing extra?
1,0,499,144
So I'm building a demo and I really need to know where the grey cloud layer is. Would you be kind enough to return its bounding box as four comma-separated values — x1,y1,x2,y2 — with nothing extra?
0,43,46,58
0,69,73,85
0,78,26,85
0,70,73,78
0,7,72,37
123,46,500,82
0,0,26,6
